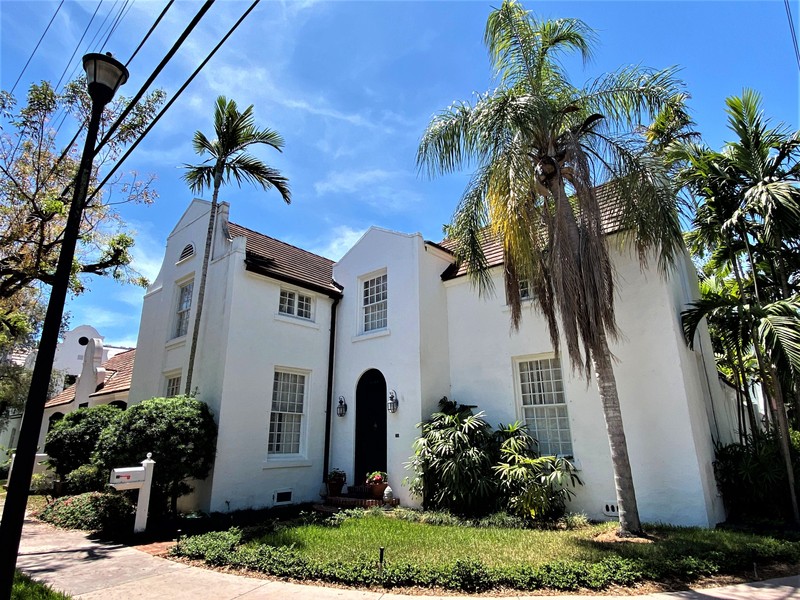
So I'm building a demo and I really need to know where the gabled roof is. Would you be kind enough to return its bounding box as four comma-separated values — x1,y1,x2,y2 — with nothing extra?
439,182,625,280
228,222,342,297
45,348,136,408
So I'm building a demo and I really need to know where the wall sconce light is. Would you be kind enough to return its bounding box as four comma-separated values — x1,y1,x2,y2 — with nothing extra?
387,390,398,413
336,396,347,417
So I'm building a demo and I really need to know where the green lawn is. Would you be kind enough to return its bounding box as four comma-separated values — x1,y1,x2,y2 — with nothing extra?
252,513,794,568
13,571,71,600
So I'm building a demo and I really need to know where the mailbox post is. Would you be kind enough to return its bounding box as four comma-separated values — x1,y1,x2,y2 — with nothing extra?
109,453,155,533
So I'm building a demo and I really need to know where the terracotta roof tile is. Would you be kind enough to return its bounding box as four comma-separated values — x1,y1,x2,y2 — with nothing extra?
228,222,341,296
45,348,136,408
440,183,625,279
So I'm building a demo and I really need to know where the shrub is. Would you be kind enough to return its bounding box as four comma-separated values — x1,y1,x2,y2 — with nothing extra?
38,491,133,532
44,404,123,478
93,396,217,516
406,397,499,516
65,463,106,494
714,431,800,522
29,472,55,495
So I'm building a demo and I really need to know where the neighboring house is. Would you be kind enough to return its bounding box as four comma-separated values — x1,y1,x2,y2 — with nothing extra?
38,342,135,449
129,198,738,526
1,326,132,461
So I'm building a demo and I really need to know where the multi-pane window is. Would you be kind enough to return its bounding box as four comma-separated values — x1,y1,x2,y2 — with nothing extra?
279,290,312,320
519,279,531,300
174,281,193,338
362,273,387,332
268,370,306,455
166,375,182,397
518,356,573,456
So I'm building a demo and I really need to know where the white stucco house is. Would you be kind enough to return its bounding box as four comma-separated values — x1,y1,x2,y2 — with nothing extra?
128,198,738,527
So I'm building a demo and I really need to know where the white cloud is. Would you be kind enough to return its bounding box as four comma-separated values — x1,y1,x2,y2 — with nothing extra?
306,225,367,261
314,169,399,195
314,169,422,212
127,222,166,285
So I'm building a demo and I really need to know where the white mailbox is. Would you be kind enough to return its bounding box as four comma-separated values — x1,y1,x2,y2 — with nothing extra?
109,466,146,490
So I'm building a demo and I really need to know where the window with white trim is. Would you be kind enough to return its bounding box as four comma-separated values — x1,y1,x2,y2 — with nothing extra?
279,289,313,320
166,375,182,397
519,279,531,300
268,370,306,455
517,356,573,456
362,272,387,332
174,281,193,338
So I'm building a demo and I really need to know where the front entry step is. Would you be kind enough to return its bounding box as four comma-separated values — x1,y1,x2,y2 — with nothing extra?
325,495,400,509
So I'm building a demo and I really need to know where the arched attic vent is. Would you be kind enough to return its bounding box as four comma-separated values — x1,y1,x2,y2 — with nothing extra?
178,243,195,262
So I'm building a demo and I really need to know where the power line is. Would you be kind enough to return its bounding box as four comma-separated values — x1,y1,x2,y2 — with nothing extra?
54,0,104,93
126,1,175,68
785,0,800,72
88,0,261,205
9,0,65,95
101,0,133,51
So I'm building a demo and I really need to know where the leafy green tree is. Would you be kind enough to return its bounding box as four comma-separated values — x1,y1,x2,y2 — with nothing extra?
44,404,123,478
93,396,217,516
417,0,683,535
182,96,291,395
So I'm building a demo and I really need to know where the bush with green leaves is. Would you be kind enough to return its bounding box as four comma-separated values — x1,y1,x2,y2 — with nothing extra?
93,396,216,516
44,404,123,478
714,431,800,523
64,463,106,494
407,398,580,520
37,491,133,531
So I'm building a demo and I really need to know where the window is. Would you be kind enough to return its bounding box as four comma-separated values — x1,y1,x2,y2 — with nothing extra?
362,273,387,332
174,281,193,338
268,370,306,455
519,279,531,300
517,356,573,456
279,289,312,320
166,375,182,397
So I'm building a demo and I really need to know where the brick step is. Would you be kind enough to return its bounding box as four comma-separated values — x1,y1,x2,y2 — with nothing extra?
325,496,400,509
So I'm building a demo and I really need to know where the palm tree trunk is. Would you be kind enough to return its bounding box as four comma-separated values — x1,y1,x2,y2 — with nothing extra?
184,164,224,396
592,330,643,536
767,361,800,524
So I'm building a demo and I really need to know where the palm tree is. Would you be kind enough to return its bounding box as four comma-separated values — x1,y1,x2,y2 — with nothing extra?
417,0,685,536
182,96,291,395
675,90,800,523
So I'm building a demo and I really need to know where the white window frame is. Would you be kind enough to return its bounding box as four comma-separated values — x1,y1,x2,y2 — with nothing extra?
267,368,309,457
173,279,194,339
361,271,388,333
278,288,314,321
165,373,182,397
514,354,573,457
519,278,531,300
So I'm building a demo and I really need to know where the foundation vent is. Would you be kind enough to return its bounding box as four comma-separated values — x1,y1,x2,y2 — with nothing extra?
273,490,293,505
603,502,619,517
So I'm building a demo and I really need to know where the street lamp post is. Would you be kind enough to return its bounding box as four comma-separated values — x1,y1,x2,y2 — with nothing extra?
0,53,128,600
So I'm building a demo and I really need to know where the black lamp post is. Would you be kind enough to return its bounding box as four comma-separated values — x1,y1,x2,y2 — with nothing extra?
0,52,128,600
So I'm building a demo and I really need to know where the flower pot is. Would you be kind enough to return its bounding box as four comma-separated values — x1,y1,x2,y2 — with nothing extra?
369,483,388,499
327,481,345,497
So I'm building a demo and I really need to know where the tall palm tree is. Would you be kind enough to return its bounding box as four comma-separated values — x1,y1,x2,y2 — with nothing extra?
182,96,291,395
417,0,685,536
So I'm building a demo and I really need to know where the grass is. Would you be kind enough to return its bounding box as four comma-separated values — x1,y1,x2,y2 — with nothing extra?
252,513,795,568
12,571,71,600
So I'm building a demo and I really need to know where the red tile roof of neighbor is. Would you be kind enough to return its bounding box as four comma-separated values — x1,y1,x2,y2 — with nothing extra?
45,348,136,409
228,222,342,296
436,182,625,279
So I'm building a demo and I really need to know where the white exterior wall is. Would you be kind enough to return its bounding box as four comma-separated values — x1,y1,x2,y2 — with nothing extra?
330,228,451,505
446,242,725,527
208,252,334,512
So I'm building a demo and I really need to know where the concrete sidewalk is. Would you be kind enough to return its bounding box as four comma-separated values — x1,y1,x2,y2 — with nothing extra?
15,517,800,599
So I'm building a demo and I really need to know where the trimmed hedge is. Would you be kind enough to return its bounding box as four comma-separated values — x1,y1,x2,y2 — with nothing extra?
37,492,134,532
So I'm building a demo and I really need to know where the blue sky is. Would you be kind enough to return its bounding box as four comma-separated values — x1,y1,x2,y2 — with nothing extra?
1,0,798,348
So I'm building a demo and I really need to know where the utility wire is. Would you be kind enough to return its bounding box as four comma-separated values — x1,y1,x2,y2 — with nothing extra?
9,0,65,95
88,0,261,205
54,0,104,93
101,0,133,51
785,0,800,72
126,0,174,67
94,0,215,159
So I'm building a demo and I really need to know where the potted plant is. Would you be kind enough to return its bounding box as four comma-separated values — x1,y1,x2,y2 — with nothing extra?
327,468,346,497
366,470,388,499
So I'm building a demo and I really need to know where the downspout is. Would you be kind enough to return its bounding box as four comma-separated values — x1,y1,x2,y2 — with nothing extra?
322,296,340,484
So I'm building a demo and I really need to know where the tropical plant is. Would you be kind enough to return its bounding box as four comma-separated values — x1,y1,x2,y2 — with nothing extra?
407,398,499,516
328,468,346,483
93,396,217,516
417,0,684,534
365,470,387,485
675,90,800,523
181,96,291,394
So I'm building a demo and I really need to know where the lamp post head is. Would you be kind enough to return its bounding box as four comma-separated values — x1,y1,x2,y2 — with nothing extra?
82,52,129,105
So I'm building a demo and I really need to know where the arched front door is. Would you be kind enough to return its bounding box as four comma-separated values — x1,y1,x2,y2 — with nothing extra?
354,369,387,483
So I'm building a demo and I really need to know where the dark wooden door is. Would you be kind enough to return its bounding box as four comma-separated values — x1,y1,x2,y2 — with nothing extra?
354,369,387,483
